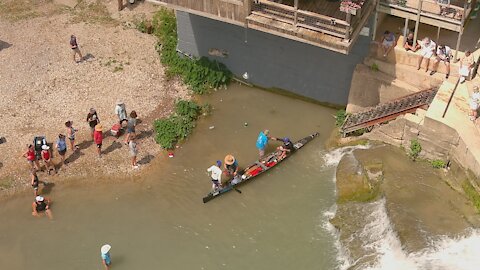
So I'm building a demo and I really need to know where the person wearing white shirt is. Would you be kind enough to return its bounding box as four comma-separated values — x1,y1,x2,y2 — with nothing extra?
430,45,451,79
417,37,436,72
207,160,223,191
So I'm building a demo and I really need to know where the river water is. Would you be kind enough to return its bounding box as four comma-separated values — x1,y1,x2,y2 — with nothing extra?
2,84,479,270
0,84,340,270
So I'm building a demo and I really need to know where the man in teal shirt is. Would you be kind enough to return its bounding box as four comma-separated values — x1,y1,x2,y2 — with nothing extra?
101,244,112,270
256,129,276,157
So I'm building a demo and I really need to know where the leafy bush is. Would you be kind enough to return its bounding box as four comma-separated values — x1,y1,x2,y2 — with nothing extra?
431,159,446,169
370,63,379,72
154,100,202,149
462,180,480,212
151,9,232,94
335,109,347,127
409,139,422,161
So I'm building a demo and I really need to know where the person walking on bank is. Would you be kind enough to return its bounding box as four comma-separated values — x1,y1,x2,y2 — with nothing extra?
22,144,40,170
70,35,83,63
207,160,223,191
124,110,137,144
94,124,103,158
129,134,139,169
100,244,112,270
41,145,55,175
31,169,40,196
32,196,53,219
256,129,276,157
115,100,128,125
87,108,100,140
65,121,78,152
56,134,67,165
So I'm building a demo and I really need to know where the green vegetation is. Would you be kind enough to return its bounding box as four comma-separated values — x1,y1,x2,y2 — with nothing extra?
462,180,480,212
102,58,126,72
370,63,379,72
0,177,13,190
409,139,422,161
151,9,232,94
71,0,117,25
431,159,447,169
154,100,203,149
335,109,347,127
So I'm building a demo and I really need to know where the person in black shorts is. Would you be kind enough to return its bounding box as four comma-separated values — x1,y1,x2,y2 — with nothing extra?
70,35,83,63
87,108,100,140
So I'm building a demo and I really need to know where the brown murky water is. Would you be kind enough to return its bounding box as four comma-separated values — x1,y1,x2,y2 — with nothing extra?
0,84,340,270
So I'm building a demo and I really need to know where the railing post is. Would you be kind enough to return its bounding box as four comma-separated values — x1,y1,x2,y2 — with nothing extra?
294,0,298,26
454,2,468,61
344,12,351,41
413,0,422,46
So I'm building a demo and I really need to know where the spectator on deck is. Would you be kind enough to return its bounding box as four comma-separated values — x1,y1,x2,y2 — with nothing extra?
404,32,420,52
469,86,480,122
460,50,475,84
417,37,436,72
430,44,452,79
380,31,396,57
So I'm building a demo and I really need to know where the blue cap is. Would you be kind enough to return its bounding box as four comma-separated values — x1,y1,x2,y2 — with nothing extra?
216,160,222,167
283,137,290,143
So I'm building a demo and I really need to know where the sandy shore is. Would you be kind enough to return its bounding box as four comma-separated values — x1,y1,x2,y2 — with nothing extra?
0,0,190,197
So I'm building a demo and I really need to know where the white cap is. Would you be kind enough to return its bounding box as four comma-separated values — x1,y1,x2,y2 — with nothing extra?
35,196,44,202
101,244,111,254
41,145,50,150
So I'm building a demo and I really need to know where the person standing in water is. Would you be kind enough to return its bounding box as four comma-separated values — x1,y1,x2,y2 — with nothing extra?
101,244,112,270
32,196,52,219
256,129,276,157
207,160,222,190
31,169,40,196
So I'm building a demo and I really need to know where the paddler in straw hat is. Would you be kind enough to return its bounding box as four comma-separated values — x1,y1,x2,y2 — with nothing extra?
224,154,239,179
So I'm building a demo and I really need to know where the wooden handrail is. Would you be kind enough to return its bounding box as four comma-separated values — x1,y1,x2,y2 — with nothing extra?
297,9,350,26
256,0,295,12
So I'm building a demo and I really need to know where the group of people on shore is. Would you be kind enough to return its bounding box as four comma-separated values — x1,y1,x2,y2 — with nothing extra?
22,100,141,220
207,129,294,191
380,31,476,82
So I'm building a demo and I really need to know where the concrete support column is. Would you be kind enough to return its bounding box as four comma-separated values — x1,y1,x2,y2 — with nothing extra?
413,0,422,46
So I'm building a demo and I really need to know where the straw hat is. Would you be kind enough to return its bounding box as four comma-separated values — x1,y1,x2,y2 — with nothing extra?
95,124,103,131
101,244,111,254
35,196,44,202
41,145,50,150
224,155,235,165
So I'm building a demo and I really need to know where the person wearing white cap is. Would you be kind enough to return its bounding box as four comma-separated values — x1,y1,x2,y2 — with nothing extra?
32,196,52,219
255,129,277,157
114,100,128,125
100,244,112,270
41,144,55,175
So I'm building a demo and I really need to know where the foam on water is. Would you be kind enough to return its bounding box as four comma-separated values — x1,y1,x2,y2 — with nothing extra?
322,145,369,169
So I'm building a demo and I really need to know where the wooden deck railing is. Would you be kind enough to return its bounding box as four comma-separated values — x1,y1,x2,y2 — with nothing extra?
379,0,471,24
250,0,374,41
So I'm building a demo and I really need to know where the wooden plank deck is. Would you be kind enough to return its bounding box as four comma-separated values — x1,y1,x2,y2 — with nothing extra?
281,0,348,20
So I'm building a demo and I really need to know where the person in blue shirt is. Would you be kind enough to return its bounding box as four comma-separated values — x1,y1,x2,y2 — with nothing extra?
256,129,277,157
55,134,67,165
101,244,112,270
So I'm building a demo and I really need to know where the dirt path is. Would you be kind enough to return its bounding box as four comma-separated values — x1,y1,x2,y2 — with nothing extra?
0,0,189,196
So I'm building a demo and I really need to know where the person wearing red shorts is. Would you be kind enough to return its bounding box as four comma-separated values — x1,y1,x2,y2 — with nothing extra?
94,124,103,158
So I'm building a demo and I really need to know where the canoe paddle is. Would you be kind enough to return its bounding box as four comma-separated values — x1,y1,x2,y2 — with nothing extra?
234,188,242,194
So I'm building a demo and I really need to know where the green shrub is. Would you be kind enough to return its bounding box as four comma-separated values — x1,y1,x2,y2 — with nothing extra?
462,180,480,212
335,109,347,127
136,19,148,33
431,159,446,169
175,100,200,120
154,100,202,149
409,139,422,161
151,9,232,94
370,63,379,71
